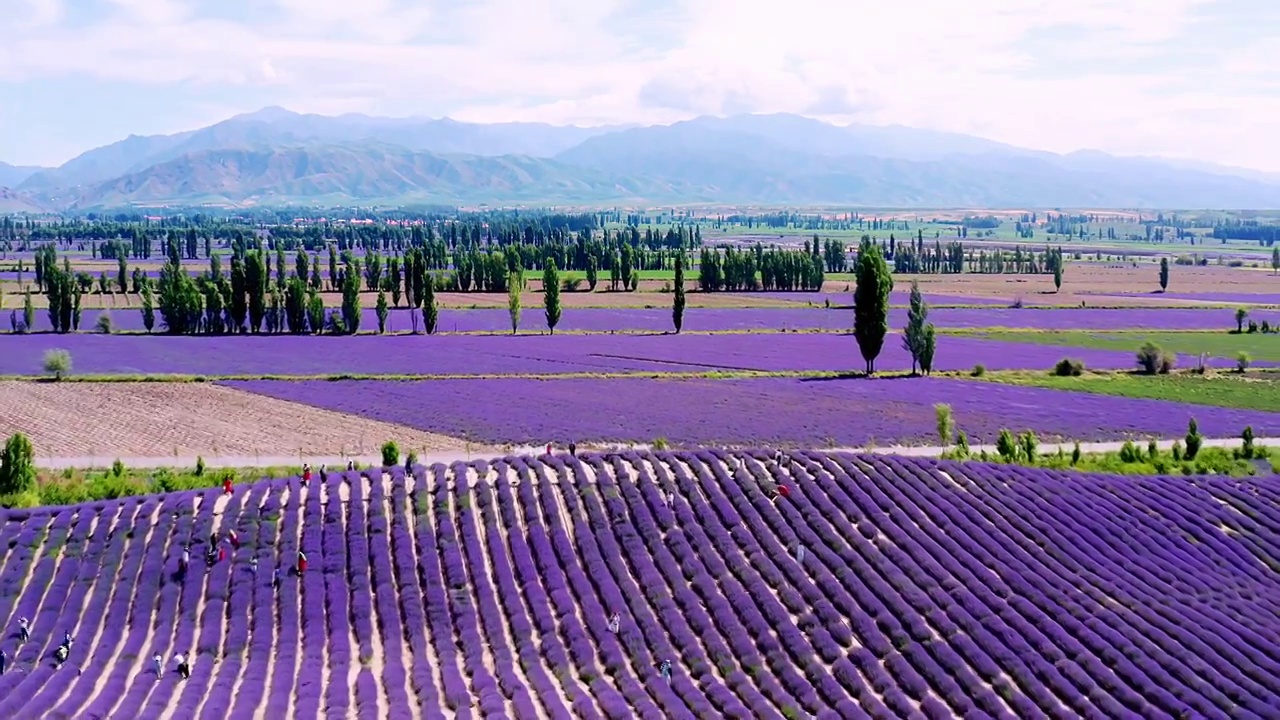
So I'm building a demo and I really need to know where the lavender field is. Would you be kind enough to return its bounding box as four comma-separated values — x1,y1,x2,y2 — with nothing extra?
224,376,1280,446
68,305,1260,335
4,328,1188,377
1,453,1276,719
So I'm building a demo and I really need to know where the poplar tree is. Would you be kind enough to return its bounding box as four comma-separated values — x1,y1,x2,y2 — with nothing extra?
672,252,686,333
543,259,561,334
853,241,893,375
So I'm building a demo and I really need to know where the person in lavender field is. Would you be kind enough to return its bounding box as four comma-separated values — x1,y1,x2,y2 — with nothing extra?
0,648,7,675
174,653,190,679
319,464,328,482
63,631,73,648
153,654,163,677
658,659,672,683
796,544,806,563
347,460,355,472
227,529,240,550
180,545,190,573
607,613,620,634
17,618,29,643
272,567,282,590
54,644,68,667
297,551,308,575
302,463,312,486
569,442,577,458
217,545,227,564
205,545,217,566
250,557,259,576
222,475,233,495
209,532,218,549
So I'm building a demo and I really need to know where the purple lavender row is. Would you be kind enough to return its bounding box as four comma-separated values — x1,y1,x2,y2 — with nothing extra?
474,467,574,719
388,477,446,718
490,464,594,719
436,463,510,718
367,475,414,719
264,480,303,718
505,459,605,719
321,473,353,718
170,487,249,718
563,452,744,716
51,498,159,717
681,449,878,718
0,510,80,701
618,452,783,717
448,465,540,719
3,506,115,715
412,465,473,713
0,518,47,672
860,454,1275,715
198,485,266,720
18,501,136,714
141,488,223,717
346,472,383,717
296,476,329,719
84,493,189,718
229,481,287,718
935,459,1279,712
520,458,632,718
0,510,94,711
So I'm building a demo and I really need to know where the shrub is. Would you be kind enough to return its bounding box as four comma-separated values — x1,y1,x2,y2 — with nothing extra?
995,430,1018,461
1119,440,1140,463
955,431,970,458
562,277,583,292
1019,431,1038,464
1171,440,1183,462
1147,439,1159,462
1248,320,1258,334
970,364,987,378
1071,442,1081,466
195,456,206,477
404,451,418,470
1262,320,1272,334
95,312,113,334
1242,426,1256,460
1135,342,1174,375
653,437,670,450
1053,357,1085,377
42,349,72,380
380,441,400,467
934,404,954,446
111,458,125,477
0,433,37,497
1236,352,1251,373
1184,418,1203,461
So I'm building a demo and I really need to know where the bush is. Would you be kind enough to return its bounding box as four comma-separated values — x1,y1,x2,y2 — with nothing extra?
0,433,37,497
111,458,124,477
404,451,418,470
1135,342,1175,375
1242,426,1256,459
1019,431,1038,464
955,431,970,458
195,456,206,477
1119,440,1141,463
1248,320,1259,334
934,404,953,446
42,348,72,380
1237,351,1251,373
1171,440,1183,462
95,312,113,334
995,430,1018,461
1262,320,1272,334
1184,418,1203,461
1147,439,1159,462
380,441,400,467
1053,357,1085,377
970,364,987,378
1071,442,1081,466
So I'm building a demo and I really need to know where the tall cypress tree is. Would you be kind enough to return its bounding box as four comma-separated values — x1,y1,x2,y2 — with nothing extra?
422,273,438,335
543,259,561,334
902,280,928,375
853,241,893,375
672,252,686,333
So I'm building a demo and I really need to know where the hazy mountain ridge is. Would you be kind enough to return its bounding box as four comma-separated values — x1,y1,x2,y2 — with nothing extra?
6,109,1280,210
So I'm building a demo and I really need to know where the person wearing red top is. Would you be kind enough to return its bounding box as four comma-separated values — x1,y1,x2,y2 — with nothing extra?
217,546,226,563
302,464,312,485
222,476,233,495
778,485,791,499
227,529,240,550
297,551,308,575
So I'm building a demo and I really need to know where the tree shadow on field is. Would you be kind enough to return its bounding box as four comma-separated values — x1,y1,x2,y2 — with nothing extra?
799,372,922,383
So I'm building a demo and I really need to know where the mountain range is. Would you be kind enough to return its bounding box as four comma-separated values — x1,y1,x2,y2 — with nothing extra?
4,108,1280,211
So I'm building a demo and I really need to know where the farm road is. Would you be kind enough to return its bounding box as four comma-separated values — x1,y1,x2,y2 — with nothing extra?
35,436,1280,471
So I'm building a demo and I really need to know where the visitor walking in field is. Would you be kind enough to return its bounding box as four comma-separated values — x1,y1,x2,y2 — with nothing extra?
659,659,672,683
54,644,68,668
302,463,312,485
175,653,190,679
272,567,282,590
569,442,577,457
607,613,620,634
250,557,259,576
62,631,73,648
227,529,240,550
297,551,308,575
223,476,233,495
153,654,163,677
18,618,29,643
0,648,7,675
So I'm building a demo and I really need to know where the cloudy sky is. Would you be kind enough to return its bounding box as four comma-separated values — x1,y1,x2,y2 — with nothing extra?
2,0,1278,170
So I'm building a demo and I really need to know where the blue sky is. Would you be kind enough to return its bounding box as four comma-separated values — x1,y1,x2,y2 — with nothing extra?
2,0,1278,171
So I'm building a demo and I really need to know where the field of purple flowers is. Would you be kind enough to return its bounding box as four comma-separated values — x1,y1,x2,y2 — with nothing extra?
0,451,1276,718
224,376,1280,446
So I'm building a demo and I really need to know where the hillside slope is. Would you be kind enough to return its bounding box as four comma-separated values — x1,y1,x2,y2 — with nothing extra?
0,450,1275,718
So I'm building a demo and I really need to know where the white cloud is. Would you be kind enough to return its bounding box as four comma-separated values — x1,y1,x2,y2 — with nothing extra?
4,0,1280,170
